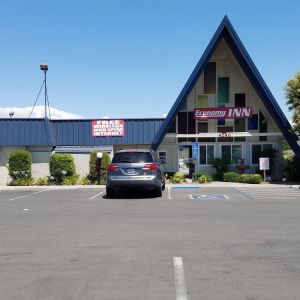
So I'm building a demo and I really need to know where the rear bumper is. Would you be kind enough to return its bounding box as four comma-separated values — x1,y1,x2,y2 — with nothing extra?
107,175,162,190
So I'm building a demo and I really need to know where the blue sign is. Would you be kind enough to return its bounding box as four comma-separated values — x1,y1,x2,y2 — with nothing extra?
192,142,199,158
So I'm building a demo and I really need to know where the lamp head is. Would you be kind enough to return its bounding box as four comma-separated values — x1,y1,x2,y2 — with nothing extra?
40,64,48,71
97,152,103,159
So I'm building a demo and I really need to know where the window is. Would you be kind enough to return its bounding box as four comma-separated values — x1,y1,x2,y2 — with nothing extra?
177,112,187,134
221,145,243,164
232,145,242,164
218,77,229,104
248,114,258,130
234,118,246,142
251,144,273,164
197,122,208,133
204,62,216,94
158,151,167,165
167,118,176,133
199,145,214,165
112,152,153,163
197,95,208,108
235,93,246,107
217,104,225,126
221,145,231,161
259,111,267,141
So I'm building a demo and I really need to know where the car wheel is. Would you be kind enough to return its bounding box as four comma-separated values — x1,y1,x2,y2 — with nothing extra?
162,180,165,191
106,187,114,198
154,186,162,197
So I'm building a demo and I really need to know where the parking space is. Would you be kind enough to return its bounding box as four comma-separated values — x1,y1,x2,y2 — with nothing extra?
0,186,300,299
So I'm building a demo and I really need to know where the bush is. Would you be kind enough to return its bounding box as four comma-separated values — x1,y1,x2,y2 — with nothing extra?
240,174,262,184
88,151,98,183
223,172,241,182
78,176,91,185
192,172,213,183
283,153,300,181
8,150,32,180
169,172,186,184
15,177,35,186
88,152,111,184
49,153,76,184
35,177,48,186
212,157,230,180
62,174,80,185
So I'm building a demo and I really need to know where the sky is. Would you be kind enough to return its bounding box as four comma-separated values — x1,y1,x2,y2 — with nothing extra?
0,0,299,119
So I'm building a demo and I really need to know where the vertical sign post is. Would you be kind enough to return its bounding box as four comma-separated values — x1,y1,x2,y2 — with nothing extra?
259,157,270,182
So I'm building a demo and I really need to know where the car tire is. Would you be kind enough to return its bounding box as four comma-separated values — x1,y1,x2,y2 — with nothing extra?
162,180,165,191
154,186,162,197
106,187,114,198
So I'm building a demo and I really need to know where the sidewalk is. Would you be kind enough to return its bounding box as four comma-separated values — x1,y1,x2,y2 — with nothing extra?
0,182,298,191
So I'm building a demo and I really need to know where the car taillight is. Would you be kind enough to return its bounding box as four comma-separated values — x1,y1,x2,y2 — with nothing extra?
143,163,159,170
107,163,119,172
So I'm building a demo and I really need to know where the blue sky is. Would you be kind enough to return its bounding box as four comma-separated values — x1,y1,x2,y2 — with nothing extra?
0,0,299,119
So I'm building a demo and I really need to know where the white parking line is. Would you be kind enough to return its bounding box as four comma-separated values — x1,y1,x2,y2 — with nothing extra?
89,191,104,200
8,189,50,201
168,187,172,200
173,257,188,300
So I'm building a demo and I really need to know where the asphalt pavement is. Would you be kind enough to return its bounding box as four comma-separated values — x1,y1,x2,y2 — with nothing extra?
0,185,300,300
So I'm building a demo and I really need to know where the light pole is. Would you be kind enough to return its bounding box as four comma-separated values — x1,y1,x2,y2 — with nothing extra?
40,64,48,118
97,152,103,185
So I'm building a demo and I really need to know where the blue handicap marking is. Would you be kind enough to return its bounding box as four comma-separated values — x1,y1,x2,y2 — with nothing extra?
189,194,229,200
171,184,200,189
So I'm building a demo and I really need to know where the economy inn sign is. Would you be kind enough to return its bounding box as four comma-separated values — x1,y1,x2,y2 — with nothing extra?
194,107,252,120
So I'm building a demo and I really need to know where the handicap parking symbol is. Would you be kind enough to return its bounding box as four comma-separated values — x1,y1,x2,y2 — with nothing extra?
189,194,229,200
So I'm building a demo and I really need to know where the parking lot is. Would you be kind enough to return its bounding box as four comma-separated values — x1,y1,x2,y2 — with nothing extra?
0,185,300,300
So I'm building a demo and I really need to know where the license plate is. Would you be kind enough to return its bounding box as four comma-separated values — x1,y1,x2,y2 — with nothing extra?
126,168,136,174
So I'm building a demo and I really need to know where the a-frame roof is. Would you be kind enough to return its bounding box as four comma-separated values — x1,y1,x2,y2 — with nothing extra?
151,16,300,159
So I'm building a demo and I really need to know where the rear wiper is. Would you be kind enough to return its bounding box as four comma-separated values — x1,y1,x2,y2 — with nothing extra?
118,160,132,163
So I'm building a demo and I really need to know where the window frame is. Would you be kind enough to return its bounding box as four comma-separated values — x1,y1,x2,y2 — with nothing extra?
199,144,215,166
250,143,275,165
220,143,244,165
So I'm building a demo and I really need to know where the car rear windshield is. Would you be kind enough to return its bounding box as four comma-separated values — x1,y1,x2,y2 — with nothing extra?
112,152,153,163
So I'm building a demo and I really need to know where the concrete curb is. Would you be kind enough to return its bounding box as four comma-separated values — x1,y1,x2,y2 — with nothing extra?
0,185,105,191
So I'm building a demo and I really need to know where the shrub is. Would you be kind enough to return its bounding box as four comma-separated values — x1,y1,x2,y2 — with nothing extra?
35,177,48,186
62,174,80,185
49,153,76,184
192,172,213,183
78,176,91,185
15,177,35,186
240,174,262,184
101,152,111,170
169,172,186,184
223,172,241,182
88,151,98,183
88,152,111,184
8,150,32,180
283,153,300,181
212,158,230,180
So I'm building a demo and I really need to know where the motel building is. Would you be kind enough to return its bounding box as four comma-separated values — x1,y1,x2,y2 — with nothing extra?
0,16,300,185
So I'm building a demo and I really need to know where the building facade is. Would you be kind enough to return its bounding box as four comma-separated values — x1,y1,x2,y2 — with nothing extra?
0,16,299,185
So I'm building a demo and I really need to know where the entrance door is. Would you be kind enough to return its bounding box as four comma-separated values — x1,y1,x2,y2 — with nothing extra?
178,145,195,177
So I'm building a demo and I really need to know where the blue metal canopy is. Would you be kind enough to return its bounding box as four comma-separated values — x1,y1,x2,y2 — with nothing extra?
0,118,164,147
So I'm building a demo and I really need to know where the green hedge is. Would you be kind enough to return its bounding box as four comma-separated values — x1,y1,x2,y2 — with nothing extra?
223,172,262,184
240,174,263,184
223,172,241,182
8,150,32,180
49,153,76,184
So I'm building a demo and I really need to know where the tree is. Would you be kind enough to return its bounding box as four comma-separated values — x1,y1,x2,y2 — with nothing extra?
285,71,300,135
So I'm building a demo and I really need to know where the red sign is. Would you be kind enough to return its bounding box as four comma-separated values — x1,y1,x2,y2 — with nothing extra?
194,107,252,120
92,120,125,137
